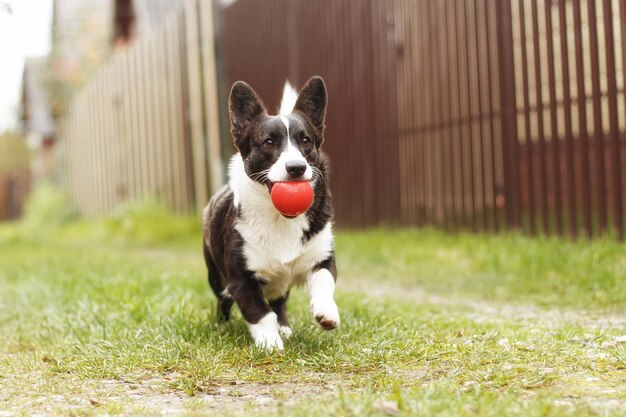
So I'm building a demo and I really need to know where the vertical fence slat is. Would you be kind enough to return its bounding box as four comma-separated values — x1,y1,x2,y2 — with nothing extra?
483,0,500,231
557,0,577,239
602,0,624,239
457,0,476,230
143,36,157,202
452,0,468,227
386,0,402,225
403,2,411,224
417,1,425,225
163,17,176,211
531,0,549,234
432,1,445,226
166,16,184,212
91,75,99,215
497,0,521,229
474,0,490,231
572,0,593,237
420,0,429,222
149,36,163,201
128,45,143,207
619,0,626,239
180,11,196,213
397,0,409,223
184,1,208,213
417,0,429,225
199,0,225,195
588,0,608,235
463,0,479,231
444,0,459,229
544,0,563,236
521,0,537,234
121,48,133,204
103,63,114,212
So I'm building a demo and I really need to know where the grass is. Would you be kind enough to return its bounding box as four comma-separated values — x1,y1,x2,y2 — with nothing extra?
0,193,625,416
337,229,626,309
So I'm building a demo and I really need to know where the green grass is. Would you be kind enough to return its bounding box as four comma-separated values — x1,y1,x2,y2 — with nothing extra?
337,229,626,309
0,197,625,416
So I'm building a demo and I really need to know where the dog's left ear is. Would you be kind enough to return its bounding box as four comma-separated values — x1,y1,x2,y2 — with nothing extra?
229,81,266,153
294,76,327,134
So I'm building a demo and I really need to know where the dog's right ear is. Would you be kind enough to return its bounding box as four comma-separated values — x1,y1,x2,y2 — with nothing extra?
294,76,327,134
229,81,266,152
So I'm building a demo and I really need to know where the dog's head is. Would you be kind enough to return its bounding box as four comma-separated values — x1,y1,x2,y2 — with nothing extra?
228,76,327,192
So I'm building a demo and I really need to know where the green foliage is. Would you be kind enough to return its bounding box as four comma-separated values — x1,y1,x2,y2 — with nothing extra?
101,197,199,246
19,181,78,235
0,182,199,247
0,132,31,175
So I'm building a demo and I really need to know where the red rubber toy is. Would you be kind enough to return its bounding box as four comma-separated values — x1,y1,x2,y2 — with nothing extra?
270,181,314,217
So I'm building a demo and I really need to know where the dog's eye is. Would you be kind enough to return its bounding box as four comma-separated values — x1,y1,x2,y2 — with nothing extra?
263,138,275,149
302,137,312,145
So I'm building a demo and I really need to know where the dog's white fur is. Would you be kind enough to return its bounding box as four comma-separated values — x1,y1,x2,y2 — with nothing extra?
249,312,283,350
279,81,298,115
308,268,340,328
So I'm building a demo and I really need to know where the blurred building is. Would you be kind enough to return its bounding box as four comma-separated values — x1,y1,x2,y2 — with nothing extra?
20,0,186,184
21,57,56,180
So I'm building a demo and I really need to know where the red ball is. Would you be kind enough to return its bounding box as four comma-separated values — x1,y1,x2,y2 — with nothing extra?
270,181,314,217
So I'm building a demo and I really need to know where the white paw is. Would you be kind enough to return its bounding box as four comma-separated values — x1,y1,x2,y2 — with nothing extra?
310,298,340,330
279,325,293,339
248,312,284,350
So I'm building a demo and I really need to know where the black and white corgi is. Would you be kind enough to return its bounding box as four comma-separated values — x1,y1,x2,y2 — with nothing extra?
202,76,339,350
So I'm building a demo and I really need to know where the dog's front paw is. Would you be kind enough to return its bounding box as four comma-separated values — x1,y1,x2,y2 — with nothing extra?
249,312,284,350
254,333,284,350
279,325,293,339
311,299,340,330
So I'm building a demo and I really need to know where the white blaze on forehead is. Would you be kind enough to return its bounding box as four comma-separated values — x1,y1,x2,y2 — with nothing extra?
279,81,298,115
268,116,312,182
278,115,304,163
279,116,291,139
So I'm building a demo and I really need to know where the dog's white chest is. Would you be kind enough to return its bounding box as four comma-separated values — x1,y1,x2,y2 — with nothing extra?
236,213,333,300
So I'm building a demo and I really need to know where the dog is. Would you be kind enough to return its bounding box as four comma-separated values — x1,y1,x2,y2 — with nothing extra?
202,76,339,350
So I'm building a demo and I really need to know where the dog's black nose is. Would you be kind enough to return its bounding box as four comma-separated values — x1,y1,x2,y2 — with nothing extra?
286,161,306,178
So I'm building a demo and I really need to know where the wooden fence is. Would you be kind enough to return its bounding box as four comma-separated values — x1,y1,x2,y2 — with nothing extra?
219,0,626,239
508,0,626,239
60,0,222,216
60,0,626,239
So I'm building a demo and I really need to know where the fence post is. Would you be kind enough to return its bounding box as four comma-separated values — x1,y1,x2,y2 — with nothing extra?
495,0,521,230
184,1,209,214
200,0,224,194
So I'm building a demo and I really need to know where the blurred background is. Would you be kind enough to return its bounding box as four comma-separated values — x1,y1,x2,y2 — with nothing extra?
1,0,625,240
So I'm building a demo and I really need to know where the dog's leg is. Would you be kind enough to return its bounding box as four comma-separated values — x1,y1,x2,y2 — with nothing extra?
229,277,283,350
269,292,292,339
308,256,340,330
227,240,283,349
204,242,233,321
